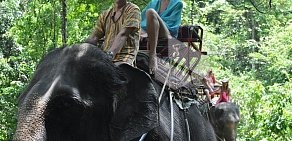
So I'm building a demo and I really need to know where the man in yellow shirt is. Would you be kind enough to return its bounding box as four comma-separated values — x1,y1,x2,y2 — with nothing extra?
85,0,141,66
85,2,158,140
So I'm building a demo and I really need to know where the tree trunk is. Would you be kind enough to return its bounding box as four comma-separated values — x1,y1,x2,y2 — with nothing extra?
61,0,67,47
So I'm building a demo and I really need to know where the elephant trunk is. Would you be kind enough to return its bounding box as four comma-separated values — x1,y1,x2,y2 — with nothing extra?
225,134,236,141
223,123,237,141
14,76,60,140
14,101,48,141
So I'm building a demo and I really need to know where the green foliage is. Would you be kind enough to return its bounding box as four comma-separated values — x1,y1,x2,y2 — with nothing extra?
0,56,35,140
0,0,291,140
0,1,35,140
206,68,292,140
196,0,292,140
169,1,291,140
234,78,292,140
0,0,20,58
250,23,292,85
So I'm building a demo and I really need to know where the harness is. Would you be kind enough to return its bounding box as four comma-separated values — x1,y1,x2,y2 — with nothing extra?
138,40,203,141
151,64,195,141
172,89,196,141
137,11,205,141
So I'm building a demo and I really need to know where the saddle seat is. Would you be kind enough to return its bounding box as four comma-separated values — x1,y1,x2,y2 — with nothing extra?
139,25,206,57
138,25,205,90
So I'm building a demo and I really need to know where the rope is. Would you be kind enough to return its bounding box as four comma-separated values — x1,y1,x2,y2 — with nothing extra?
183,109,191,141
139,133,148,141
157,33,200,141
215,133,224,141
214,121,225,141
158,66,173,103
157,62,174,141
169,91,174,141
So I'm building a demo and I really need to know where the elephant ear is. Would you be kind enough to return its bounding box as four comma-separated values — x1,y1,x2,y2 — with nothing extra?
233,103,240,116
110,64,159,141
215,107,225,119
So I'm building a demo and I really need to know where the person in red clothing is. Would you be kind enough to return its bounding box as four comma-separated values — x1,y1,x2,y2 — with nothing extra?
216,80,231,105
203,69,221,103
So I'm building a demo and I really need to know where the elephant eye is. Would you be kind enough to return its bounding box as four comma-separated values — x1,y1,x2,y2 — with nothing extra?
235,120,239,124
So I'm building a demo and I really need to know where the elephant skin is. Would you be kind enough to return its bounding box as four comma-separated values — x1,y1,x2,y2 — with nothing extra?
209,102,240,141
136,52,217,141
141,87,217,141
14,43,216,141
14,43,159,141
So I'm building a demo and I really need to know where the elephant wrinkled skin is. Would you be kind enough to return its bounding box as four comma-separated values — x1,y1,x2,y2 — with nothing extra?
14,43,216,141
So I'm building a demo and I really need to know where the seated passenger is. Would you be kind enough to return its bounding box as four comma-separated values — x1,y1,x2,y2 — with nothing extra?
140,0,183,75
216,80,231,105
203,69,221,103
85,0,140,66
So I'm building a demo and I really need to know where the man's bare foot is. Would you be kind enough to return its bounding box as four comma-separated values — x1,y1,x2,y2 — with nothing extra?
149,54,157,75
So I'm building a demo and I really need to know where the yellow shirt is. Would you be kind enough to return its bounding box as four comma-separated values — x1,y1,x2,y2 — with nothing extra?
93,2,141,65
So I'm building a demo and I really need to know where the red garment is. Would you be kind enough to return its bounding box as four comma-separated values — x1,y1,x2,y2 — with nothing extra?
216,91,230,105
211,75,216,84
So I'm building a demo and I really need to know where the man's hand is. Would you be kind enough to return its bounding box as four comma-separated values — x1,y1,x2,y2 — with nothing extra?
140,30,148,38
108,27,136,57
84,35,98,46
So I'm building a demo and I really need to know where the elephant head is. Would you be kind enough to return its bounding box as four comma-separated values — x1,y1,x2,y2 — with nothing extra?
14,43,159,141
209,102,240,141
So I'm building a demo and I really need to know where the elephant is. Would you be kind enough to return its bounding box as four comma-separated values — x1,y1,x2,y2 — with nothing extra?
208,102,240,141
14,43,216,141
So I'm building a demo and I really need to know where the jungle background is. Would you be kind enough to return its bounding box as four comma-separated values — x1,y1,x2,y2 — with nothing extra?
0,0,291,140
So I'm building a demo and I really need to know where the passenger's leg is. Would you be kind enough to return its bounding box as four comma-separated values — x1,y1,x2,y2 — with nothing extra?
204,89,211,102
146,8,171,75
